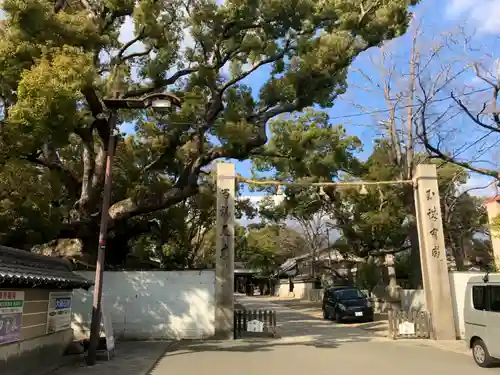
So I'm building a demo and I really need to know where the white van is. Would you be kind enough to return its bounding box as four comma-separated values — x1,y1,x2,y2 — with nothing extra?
464,273,500,368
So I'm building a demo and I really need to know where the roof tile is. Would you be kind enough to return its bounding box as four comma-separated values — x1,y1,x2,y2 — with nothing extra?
0,245,93,290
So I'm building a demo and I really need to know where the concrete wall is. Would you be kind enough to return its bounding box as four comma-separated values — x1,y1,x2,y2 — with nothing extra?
385,272,496,339
290,271,496,339
276,279,316,299
276,279,292,298
0,289,73,375
398,272,492,339
307,288,324,302
313,289,392,313
0,329,72,375
72,270,216,340
280,284,391,313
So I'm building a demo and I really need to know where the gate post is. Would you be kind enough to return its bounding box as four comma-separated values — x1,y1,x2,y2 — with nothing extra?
413,164,456,340
485,197,500,271
214,162,235,339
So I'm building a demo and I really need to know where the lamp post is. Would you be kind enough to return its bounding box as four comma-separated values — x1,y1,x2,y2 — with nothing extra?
86,93,181,366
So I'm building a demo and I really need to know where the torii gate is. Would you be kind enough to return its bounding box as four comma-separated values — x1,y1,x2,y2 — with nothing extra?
213,162,456,341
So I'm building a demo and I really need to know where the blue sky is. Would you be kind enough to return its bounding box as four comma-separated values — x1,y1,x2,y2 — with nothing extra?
119,0,500,199
237,0,500,198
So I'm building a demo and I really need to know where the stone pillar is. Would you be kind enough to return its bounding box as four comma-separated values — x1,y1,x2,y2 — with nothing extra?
214,162,235,339
485,197,500,271
413,164,456,340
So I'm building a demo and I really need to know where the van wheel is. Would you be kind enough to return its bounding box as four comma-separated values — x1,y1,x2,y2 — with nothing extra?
472,338,494,368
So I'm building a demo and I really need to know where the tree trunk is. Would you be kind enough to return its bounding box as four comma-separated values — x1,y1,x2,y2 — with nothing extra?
408,220,422,288
453,235,465,271
398,183,422,289
80,233,99,264
31,214,155,268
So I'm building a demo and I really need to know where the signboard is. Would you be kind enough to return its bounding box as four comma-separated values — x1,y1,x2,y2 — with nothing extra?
0,291,24,344
101,299,115,353
247,319,264,333
47,292,73,333
398,321,415,335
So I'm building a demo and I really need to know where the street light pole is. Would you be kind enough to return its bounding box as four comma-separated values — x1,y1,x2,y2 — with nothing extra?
86,110,117,366
85,92,181,366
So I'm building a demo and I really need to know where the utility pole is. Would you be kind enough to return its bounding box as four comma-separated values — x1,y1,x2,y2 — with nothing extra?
86,112,117,366
85,93,181,365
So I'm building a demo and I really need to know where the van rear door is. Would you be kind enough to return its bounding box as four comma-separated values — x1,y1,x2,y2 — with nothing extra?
486,285,500,358
465,284,487,344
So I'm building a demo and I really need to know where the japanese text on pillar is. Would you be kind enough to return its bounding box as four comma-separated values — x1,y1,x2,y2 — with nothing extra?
220,188,230,259
425,189,441,258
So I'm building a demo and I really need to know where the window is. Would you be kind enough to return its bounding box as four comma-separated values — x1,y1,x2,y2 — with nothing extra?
335,289,364,300
489,286,500,313
473,286,485,310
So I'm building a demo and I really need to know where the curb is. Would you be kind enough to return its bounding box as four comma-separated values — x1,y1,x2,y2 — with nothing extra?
144,342,177,375
394,339,470,356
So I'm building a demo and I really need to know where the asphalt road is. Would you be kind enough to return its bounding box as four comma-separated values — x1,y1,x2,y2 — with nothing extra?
151,297,498,375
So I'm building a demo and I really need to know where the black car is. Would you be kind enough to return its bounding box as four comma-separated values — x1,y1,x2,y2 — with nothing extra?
322,286,374,322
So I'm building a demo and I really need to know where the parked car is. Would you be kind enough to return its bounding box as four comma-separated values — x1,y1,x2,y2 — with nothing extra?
464,273,500,368
322,286,374,323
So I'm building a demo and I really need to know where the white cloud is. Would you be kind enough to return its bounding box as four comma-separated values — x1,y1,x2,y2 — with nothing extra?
446,0,500,35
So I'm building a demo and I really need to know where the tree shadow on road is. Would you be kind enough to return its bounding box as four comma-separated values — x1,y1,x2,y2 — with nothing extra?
267,298,389,334
163,295,386,357
165,319,377,356
164,337,340,357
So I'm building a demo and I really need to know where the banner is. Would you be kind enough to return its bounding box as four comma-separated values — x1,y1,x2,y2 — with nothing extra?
0,291,24,344
47,292,73,333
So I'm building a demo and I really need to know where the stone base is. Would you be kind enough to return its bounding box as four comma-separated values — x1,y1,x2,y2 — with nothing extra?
213,329,234,340
0,329,72,375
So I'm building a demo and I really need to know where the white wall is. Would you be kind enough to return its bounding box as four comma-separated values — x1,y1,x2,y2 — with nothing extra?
397,272,497,339
276,280,316,299
449,271,489,339
71,270,216,340
287,271,494,339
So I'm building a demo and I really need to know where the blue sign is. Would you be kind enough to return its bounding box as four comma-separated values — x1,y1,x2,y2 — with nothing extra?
55,298,71,310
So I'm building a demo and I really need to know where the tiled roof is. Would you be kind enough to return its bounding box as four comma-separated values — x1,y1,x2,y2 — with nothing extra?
0,245,93,290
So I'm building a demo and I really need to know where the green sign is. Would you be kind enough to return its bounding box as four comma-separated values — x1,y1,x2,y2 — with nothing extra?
0,300,23,308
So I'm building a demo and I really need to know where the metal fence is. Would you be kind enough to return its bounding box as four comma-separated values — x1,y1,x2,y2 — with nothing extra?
233,309,277,339
388,308,432,339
